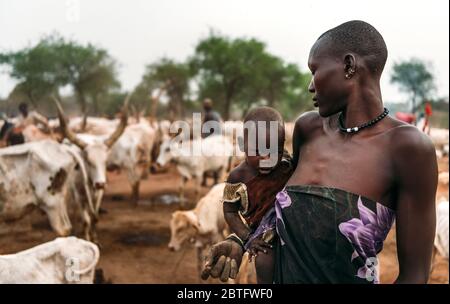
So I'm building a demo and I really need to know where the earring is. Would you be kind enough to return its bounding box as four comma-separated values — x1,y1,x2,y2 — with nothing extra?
345,68,355,79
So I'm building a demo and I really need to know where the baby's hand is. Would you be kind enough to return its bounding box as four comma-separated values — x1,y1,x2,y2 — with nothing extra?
247,237,272,262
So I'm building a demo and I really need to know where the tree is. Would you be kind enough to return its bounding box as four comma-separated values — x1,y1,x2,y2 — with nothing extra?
0,37,61,109
52,37,120,116
190,33,271,120
137,58,191,121
0,34,120,116
190,32,312,120
390,58,435,113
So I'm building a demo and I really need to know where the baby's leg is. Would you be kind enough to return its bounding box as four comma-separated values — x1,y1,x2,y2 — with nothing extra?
255,248,274,284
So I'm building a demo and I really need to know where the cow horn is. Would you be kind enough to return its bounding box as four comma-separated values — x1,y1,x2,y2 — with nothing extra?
104,94,130,148
52,95,87,150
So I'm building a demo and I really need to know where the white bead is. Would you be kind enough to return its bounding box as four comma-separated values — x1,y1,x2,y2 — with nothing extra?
353,127,359,132
347,128,351,133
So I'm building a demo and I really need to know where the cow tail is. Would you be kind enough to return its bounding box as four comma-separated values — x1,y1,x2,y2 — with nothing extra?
73,242,100,275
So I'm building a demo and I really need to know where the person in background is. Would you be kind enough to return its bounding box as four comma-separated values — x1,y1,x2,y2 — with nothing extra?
201,98,222,138
423,101,432,135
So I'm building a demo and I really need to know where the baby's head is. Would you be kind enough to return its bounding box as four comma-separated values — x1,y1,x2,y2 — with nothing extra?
240,106,285,175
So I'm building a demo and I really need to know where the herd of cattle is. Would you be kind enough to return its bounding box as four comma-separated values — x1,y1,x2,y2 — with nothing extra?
0,99,449,283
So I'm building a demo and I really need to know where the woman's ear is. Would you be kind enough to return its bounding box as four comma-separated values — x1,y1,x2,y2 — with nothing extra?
344,53,356,79
238,136,245,152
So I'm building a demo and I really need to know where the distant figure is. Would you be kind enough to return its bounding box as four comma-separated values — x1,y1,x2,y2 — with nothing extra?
17,102,49,130
0,113,24,146
201,98,222,138
422,101,432,135
395,111,416,125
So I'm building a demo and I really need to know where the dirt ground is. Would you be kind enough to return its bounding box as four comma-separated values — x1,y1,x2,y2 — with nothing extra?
0,159,448,284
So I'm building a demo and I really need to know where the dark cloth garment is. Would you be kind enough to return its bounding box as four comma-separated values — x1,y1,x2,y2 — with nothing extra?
243,157,293,229
274,185,395,284
202,110,222,138
0,121,24,146
244,206,277,250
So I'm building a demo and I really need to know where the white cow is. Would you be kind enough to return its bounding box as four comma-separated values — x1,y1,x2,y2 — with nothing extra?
168,183,226,276
438,172,449,186
67,116,158,203
0,140,92,237
223,121,245,168
435,201,449,260
66,113,161,203
107,120,157,203
156,135,233,204
54,96,128,220
168,183,255,283
0,236,99,283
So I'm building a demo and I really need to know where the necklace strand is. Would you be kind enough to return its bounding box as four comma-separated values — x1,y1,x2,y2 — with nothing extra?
338,108,389,134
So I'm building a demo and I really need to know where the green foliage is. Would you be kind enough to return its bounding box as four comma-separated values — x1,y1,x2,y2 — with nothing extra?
390,58,436,113
0,34,120,114
189,32,312,120
135,58,191,120
2,32,314,120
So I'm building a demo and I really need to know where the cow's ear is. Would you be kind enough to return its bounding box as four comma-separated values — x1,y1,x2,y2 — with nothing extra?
194,221,201,231
184,212,201,231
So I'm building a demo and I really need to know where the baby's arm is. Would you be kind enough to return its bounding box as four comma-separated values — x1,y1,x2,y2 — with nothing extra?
223,167,252,244
223,202,251,243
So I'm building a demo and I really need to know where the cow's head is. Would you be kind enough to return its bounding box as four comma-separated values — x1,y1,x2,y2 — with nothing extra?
41,193,72,237
81,141,110,190
168,210,200,251
53,95,129,191
156,138,174,167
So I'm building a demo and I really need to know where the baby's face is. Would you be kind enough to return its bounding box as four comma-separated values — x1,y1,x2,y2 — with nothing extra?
242,129,283,175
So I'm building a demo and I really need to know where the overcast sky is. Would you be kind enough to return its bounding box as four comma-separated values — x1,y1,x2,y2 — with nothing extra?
1,0,448,103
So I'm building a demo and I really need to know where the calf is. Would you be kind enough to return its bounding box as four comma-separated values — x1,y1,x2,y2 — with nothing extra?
168,183,226,274
168,183,255,283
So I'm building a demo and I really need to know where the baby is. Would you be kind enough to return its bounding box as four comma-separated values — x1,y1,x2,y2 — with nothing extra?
222,106,293,283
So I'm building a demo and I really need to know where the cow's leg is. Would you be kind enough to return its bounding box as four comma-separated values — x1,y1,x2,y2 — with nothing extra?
193,176,202,204
218,165,227,183
196,246,204,283
201,171,207,187
81,207,93,241
179,176,188,207
131,181,140,206
90,221,99,245
126,167,141,206
141,160,150,180
213,170,219,185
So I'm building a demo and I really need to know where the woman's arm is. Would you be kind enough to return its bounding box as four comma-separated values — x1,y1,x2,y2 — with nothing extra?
392,128,438,283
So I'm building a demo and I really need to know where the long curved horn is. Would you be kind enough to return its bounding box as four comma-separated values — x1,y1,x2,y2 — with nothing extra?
51,95,87,150
104,94,130,148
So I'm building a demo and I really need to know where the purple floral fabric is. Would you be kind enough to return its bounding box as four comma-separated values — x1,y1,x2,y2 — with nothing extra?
244,207,276,250
338,197,395,283
275,189,292,245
